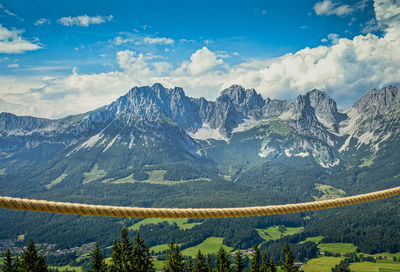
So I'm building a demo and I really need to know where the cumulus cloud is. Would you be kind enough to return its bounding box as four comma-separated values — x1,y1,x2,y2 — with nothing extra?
374,0,400,29
179,47,223,75
57,15,113,27
0,24,42,54
1,0,400,118
314,0,354,16
34,18,51,26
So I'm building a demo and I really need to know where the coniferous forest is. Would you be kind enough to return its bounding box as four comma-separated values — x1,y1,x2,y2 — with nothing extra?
1,228,300,272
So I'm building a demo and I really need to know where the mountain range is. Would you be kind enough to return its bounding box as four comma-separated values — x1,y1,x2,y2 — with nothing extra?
1,83,399,176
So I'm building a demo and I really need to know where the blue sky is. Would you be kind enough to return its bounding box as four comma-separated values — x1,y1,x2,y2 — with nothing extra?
0,0,399,118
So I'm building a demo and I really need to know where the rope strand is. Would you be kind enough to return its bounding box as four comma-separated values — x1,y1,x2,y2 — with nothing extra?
1,186,400,218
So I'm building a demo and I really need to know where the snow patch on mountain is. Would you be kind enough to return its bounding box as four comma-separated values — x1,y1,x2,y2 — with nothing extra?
189,123,228,141
232,117,258,133
318,158,340,168
279,110,297,120
66,133,104,156
128,133,135,149
258,141,276,158
103,135,121,152
285,149,292,157
294,151,309,157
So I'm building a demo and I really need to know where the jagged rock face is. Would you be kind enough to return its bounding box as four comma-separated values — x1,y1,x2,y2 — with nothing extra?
219,85,265,117
306,89,345,130
211,94,246,136
338,85,400,152
352,85,400,115
262,99,292,117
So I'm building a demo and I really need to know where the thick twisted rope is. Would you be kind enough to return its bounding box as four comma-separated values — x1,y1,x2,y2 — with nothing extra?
1,186,400,218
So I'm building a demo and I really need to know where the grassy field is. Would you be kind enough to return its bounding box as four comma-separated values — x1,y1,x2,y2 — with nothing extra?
314,184,346,200
150,243,182,254
105,170,210,185
318,243,357,254
268,120,292,136
360,153,376,168
360,252,400,261
153,260,165,271
17,234,25,241
45,173,68,189
83,164,107,184
49,265,82,272
256,226,303,242
350,261,400,271
299,236,324,244
302,256,344,272
129,218,202,231
75,255,91,263
181,237,233,258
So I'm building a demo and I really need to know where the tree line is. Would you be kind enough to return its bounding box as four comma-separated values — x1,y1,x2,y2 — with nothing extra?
1,228,300,272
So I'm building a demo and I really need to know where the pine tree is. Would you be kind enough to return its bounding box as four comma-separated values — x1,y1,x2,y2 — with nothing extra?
333,264,350,272
233,251,245,272
260,253,269,272
109,228,136,272
12,257,21,272
108,240,123,272
20,239,48,272
269,259,276,272
194,250,207,272
206,254,213,272
1,249,15,272
89,243,107,272
215,247,230,272
280,244,297,272
163,242,185,272
187,257,194,272
119,228,133,271
250,245,261,272
131,232,155,272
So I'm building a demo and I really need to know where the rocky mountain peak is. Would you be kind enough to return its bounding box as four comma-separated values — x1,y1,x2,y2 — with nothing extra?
218,85,265,117
352,85,400,115
305,89,344,129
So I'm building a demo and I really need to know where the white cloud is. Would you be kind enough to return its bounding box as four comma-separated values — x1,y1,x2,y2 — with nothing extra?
7,63,19,68
314,0,354,16
113,35,174,46
114,36,134,45
0,24,42,54
143,37,174,45
34,18,51,26
327,33,340,44
374,0,400,29
57,15,113,27
1,0,400,118
0,4,23,21
179,47,223,75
